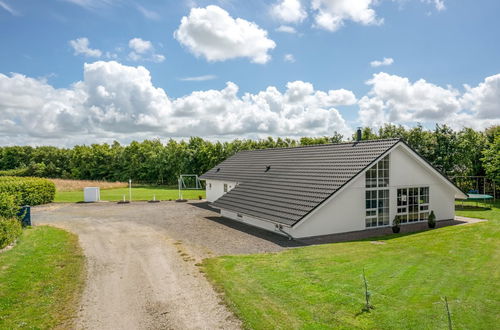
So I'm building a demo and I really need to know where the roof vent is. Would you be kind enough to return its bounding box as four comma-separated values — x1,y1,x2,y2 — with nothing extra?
265,165,271,172
216,168,221,172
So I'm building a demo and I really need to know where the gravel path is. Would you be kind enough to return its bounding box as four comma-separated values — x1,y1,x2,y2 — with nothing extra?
32,202,297,329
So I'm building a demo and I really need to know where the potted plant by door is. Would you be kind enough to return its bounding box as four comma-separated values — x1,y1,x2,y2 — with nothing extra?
392,216,401,233
428,210,436,228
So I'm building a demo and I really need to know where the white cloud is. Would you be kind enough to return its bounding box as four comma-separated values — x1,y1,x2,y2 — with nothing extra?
2,61,498,146
0,1,19,16
174,5,276,64
0,73,86,139
137,5,160,20
275,25,297,34
79,61,172,132
284,54,296,63
69,37,102,58
358,72,500,130
129,38,153,54
311,0,383,32
180,75,217,81
127,38,165,63
271,0,307,23
0,61,354,145
422,0,445,11
370,57,394,67
461,74,500,119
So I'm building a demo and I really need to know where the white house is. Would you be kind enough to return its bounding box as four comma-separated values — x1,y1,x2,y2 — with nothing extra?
200,137,467,239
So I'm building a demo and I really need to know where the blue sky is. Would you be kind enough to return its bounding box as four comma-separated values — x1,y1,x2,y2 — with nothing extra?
0,0,499,146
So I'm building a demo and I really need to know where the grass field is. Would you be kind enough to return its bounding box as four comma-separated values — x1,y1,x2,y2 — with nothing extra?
54,185,206,202
0,226,85,329
203,200,500,329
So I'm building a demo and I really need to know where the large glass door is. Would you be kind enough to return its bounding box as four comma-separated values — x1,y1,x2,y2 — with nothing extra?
396,187,429,223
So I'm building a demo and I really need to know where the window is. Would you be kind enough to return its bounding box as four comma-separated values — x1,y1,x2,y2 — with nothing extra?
365,189,389,228
366,155,389,188
208,183,212,190
396,187,429,223
223,183,228,193
366,167,377,188
365,155,390,228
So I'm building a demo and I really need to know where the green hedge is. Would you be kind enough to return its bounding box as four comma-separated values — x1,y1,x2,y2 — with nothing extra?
0,192,20,218
0,167,30,177
0,177,55,206
0,217,22,249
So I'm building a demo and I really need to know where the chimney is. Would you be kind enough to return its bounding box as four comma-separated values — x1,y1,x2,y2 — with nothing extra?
356,127,362,141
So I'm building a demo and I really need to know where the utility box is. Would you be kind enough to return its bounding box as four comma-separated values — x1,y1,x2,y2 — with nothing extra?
17,206,31,227
84,187,100,202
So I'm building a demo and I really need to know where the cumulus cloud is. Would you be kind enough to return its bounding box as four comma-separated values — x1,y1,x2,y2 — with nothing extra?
0,73,86,139
174,5,276,64
127,38,165,63
3,61,498,146
311,0,383,32
0,61,355,145
370,57,394,67
129,38,153,54
271,0,307,23
69,37,102,58
358,72,500,130
461,73,500,119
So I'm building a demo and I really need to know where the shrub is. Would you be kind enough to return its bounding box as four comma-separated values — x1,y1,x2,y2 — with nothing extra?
0,192,21,218
392,216,401,233
0,167,30,177
0,176,55,205
428,210,436,228
0,217,22,249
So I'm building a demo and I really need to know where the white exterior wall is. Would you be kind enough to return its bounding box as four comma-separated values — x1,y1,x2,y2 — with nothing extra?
291,172,366,238
389,145,457,222
218,143,461,239
205,179,238,202
221,209,281,234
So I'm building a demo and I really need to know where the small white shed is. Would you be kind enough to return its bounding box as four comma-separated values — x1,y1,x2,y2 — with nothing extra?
84,187,100,203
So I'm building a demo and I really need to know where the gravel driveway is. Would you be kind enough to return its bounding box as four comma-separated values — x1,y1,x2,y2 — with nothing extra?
32,201,298,329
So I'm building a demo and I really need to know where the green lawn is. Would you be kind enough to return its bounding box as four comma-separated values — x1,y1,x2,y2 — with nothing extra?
0,226,85,329
55,185,205,202
203,200,500,329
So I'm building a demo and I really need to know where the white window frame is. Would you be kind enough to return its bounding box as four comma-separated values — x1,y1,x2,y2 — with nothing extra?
396,186,429,224
365,155,390,228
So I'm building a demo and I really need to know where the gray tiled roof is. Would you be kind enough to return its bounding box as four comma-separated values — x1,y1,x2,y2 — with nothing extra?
200,139,400,226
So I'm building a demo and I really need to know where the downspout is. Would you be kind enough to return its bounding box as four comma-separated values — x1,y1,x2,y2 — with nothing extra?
276,224,294,240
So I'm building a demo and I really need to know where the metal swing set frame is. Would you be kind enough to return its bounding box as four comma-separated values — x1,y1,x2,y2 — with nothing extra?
177,174,203,200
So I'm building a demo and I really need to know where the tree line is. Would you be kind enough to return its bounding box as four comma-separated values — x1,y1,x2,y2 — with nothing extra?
0,124,498,186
